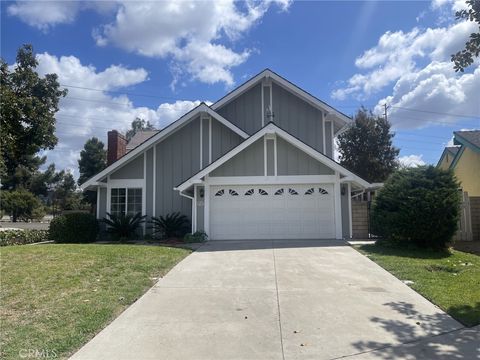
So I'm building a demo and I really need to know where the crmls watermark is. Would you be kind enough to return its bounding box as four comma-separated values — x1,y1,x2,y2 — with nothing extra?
19,349,58,358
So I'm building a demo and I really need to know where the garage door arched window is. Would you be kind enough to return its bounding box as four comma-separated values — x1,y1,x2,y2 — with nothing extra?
274,188,284,195
258,189,268,195
304,188,315,195
288,188,298,195
319,187,329,195
215,189,225,196
245,189,254,196
229,189,239,196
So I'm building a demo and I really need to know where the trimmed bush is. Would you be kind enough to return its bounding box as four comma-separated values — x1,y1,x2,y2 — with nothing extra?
0,229,49,246
49,212,99,243
371,166,461,249
184,230,208,243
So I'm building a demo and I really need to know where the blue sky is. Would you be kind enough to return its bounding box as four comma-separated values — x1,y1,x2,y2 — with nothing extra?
1,0,479,175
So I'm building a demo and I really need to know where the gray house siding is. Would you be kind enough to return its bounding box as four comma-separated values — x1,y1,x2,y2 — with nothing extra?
341,184,350,238
211,119,243,162
98,187,107,219
216,83,262,135
277,137,334,176
110,154,144,179
145,148,154,221
325,121,333,158
271,82,325,154
155,117,201,219
210,139,264,177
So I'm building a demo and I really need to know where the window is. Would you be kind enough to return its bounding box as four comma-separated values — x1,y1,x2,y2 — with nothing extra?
319,187,329,195
111,188,142,216
274,188,284,195
229,189,239,196
288,188,298,195
305,188,315,195
215,189,225,196
244,189,254,196
258,189,268,195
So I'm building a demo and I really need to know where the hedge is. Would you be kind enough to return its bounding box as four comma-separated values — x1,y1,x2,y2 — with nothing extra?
49,212,99,243
0,229,49,246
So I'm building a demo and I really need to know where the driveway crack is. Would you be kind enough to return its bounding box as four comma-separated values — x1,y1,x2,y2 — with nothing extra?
272,240,286,360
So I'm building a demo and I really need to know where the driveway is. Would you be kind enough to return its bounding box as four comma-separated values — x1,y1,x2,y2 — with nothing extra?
71,240,477,360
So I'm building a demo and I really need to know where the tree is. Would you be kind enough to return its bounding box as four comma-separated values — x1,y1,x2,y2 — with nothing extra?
451,0,480,72
0,189,44,222
0,44,67,189
371,166,461,249
78,137,107,185
125,117,155,141
337,108,399,183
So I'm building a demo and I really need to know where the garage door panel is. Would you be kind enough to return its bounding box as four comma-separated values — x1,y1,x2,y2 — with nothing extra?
209,184,335,240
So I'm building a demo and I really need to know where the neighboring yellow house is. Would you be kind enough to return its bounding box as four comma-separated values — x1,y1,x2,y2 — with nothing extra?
437,130,480,196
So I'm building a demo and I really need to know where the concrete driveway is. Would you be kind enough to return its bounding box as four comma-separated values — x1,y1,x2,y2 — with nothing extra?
71,240,477,360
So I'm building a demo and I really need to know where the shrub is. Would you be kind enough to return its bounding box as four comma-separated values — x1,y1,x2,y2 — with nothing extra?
49,212,99,243
102,212,146,241
0,189,43,222
371,166,461,249
184,230,208,243
0,229,49,246
150,212,191,239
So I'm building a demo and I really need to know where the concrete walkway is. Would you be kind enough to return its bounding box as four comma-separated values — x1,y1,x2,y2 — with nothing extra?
71,240,478,360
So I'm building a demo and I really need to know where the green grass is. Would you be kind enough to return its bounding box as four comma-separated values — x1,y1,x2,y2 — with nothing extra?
356,243,480,327
0,244,191,359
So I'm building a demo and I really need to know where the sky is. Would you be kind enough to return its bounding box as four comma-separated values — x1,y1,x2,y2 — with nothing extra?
1,0,479,177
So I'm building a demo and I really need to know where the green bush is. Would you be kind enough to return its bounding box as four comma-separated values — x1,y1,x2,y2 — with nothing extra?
49,212,99,243
0,189,44,222
371,166,461,249
102,212,146,241
184,230,208,243
150,212,191,239
0,229,49,246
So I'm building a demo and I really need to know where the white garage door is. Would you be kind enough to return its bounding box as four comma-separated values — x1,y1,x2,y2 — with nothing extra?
209,184,335,240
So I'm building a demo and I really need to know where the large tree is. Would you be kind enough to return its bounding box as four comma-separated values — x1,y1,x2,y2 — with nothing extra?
451,0,480,72
0,44,67,189
125,117,155,141
78,137,107,185
337,108,399,183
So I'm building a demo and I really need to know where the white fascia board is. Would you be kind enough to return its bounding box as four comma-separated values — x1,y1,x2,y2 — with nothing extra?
80,103,248,190
176,123,371,191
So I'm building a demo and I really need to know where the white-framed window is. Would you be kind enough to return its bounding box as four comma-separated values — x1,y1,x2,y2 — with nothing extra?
110,188,142,216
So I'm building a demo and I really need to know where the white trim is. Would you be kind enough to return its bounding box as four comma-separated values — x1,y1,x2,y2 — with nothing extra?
333,173,343,240
176,123,371,191
80,104,248,190
322,112,326,154
193,184,197,233
263,137,267,176
96,187,100,219
211,69,351,128
209,117,212,164
261,84,265,127
153,144,156,217
269,83,273,117
348,182,352,239
204,184,210,236
106,175,111,214
274,135,278,176
205,175,337,186
199,116,203,169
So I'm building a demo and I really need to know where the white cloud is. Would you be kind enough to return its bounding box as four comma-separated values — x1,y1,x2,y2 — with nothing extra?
399,154,426,167
34,53,205,177
332,18,480,129
8,0,290,86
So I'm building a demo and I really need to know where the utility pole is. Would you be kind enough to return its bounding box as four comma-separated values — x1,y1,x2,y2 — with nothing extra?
383,103,389,122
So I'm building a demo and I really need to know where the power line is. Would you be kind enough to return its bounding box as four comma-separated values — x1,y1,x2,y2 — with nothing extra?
61,84,178,101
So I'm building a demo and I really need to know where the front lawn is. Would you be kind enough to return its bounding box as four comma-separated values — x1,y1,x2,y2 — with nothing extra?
356,243,480,327
0,244,191,359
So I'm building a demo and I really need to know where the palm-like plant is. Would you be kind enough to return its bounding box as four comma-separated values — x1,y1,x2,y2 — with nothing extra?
150,212,191,239
102,212,146,241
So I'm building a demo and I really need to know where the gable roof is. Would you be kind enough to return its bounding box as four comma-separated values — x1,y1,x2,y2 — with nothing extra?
211,69,351,134
126,130,159,152
175,122,371,192
454,130,480,151
437,146,460,167
80,103,249,190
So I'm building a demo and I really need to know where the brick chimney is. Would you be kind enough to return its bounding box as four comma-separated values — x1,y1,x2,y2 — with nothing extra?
107,130,127,165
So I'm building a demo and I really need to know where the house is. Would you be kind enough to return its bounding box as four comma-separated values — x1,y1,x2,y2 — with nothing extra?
437,130,480,197
81,69,375,240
